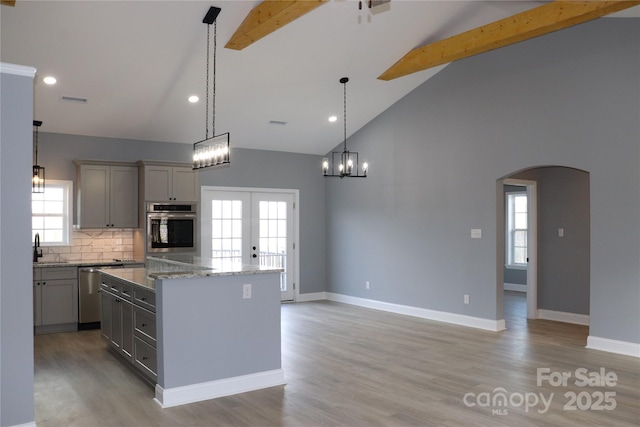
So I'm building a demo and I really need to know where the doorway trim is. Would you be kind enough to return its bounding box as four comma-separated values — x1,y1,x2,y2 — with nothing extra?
200,186,300,302
503,178,538,320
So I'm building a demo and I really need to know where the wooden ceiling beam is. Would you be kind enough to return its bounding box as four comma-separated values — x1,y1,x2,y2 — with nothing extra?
225,0,327,50
1,0,16,6
378,0,640,81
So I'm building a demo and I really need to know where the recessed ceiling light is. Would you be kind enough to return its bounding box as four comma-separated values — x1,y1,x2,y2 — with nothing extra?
188,95,199,103
43,76,57,85
328,116,338,122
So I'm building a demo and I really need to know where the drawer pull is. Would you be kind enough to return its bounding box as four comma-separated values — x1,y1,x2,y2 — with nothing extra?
141,297,147,301
141,323,147,327
142,356,148,361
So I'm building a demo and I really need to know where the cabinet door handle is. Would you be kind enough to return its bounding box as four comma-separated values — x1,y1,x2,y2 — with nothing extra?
42,282,46,286
141,297,147,301
142,356,148,361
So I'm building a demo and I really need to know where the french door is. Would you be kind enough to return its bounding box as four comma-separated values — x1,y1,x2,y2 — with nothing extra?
201,188,296,301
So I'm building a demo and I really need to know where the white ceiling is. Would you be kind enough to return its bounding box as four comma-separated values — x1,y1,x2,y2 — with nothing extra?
1,1,637,155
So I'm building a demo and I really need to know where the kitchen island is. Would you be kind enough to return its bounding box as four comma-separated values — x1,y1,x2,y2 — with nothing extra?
99,255,284,408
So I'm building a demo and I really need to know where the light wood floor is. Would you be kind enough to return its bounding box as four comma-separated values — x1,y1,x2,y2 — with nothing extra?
34,292,640,426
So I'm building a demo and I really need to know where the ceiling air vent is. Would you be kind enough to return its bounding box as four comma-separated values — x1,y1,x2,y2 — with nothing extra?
60,96,88,104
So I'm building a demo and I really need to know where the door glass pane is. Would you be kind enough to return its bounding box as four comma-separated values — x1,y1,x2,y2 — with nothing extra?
258,201,287,291
211,200,242,263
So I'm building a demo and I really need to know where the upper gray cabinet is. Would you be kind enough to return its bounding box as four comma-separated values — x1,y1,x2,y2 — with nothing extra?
75,160,139,228
138,161,198,202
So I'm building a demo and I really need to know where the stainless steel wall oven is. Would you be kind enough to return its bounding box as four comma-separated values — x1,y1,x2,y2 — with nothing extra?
147,202,197,253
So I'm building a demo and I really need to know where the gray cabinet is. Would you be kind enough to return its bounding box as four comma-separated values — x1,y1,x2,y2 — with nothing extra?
75,161,138,228
34,267,78,333
100,274,156,382
139,162,198,202
100,290,112,341
100,277,134,362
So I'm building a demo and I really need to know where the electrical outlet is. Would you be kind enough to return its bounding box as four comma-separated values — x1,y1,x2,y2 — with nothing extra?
365,281,370,290
464,294,470,305
243,284,252,299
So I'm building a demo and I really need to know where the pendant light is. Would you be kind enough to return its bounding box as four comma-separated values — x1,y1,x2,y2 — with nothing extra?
193,6,230,171
322,77,368,178
32,120,45,193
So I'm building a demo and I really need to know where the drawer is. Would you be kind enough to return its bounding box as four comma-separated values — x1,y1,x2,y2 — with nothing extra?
134,337,157,380
101,278,132,301
133,287,155,312
134,306,156,346
119,283,133,301
42,267,77,280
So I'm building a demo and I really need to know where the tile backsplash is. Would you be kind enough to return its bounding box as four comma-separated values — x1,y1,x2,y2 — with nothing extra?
38,229,134,262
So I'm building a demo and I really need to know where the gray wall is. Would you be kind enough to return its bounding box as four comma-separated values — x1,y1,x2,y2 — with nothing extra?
325,19,639,344
1,67,35,426
536,167,590,315
39,133,326,295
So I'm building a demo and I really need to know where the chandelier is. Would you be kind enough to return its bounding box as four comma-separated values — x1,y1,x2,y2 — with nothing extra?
322,77,368,178
193,6,230,170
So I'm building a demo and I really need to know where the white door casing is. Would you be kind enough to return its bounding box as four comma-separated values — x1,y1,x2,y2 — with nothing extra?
201,187,298,301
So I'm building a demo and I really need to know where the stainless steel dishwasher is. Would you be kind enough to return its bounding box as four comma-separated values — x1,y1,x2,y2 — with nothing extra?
78,267,111,329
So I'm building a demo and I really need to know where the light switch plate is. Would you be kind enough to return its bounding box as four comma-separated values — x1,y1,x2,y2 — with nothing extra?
471,229,482,239
243,284,252,299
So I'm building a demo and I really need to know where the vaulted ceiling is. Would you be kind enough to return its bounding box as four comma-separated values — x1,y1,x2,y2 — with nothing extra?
1,1,637,155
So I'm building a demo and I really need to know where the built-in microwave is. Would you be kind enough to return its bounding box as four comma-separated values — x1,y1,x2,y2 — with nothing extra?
146,203,197,253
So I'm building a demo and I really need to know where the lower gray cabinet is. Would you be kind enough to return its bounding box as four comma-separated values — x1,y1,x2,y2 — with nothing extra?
100,274,156,382
34,267,78,334
100,290,112,341
134,337,157,380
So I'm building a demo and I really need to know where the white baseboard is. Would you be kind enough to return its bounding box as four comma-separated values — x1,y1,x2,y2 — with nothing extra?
154,369,285,408
297,291,327,302
326,293,506,332
538,309,589,326
586,336,640,358
504,283,527,292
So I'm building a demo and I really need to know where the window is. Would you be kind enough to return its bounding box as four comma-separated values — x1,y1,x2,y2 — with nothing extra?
506,191,527,268
32,180,73,246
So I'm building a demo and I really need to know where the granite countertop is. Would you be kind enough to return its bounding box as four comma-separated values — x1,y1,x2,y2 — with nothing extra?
100,267,156,290
99,255,283,290
34,259,145,268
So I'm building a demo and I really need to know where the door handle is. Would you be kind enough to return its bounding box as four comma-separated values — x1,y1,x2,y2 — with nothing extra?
252,254,257,258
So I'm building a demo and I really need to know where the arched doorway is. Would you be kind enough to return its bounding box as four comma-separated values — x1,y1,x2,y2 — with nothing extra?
497,166,591,331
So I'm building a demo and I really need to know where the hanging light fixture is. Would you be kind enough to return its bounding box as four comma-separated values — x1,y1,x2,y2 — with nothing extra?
322,77,368,178
32,120,45,193
193,6,230,171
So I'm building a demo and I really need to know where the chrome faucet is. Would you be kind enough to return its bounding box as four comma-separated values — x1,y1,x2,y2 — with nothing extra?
33,233,43,262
